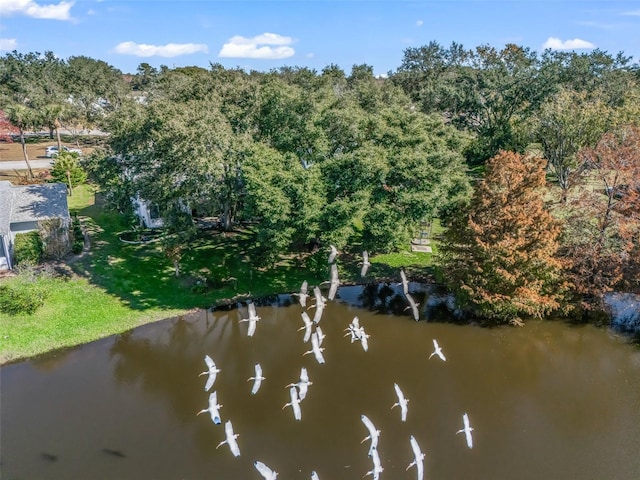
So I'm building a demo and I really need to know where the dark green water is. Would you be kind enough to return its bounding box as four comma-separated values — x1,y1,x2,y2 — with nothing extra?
1,284,639,480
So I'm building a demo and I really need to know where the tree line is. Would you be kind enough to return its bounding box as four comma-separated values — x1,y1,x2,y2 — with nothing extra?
1,43,638,323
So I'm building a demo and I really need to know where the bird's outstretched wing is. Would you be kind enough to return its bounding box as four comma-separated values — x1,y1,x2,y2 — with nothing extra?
255,460,277,479
328,244,338,264
204,355,215,370
360,250,370,277
248,301,257,318
328,263,339,300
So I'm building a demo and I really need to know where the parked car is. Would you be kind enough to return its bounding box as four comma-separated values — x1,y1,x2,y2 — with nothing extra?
45,145,83,158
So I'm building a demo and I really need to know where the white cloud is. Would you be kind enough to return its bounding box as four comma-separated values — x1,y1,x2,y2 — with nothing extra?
113,41,209,58
542,37,595,50
0,38,18,50
306,52,314,59
0,0,74,20
218,32,295,59
622,9,640,16
416,20,424,27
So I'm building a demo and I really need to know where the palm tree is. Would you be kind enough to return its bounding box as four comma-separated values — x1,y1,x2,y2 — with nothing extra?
4,104,36,179
42,103,70,151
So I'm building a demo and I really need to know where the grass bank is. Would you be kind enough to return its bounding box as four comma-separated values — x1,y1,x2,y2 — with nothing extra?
0,184,435,364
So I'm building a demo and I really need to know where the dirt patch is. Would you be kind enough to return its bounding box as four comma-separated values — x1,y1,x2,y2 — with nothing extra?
0,137,97,162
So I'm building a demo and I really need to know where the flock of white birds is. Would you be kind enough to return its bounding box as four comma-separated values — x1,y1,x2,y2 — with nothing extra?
196,246,474,479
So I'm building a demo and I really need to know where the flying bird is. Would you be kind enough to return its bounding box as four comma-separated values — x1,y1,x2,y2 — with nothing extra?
344,316,362,343
456,413,474,449
360,250,371,277
404,292,420,321
327,263,340,300
199,355,221,392
365,447,384,480
247,363,265,395
298,311,313,343
197,391,222,425
287,367,313,401
303,331,326,364
391,383,409,422
361,414,381,455
216,420,240,457
255,460,278,479
239,301,261,337
406,435,425,480
428,339,446,362
309,286,327,323
292,280,309,308
282,385,302,421
328,244,338,264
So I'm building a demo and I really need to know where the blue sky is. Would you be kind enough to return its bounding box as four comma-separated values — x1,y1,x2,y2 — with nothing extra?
1,0,640,75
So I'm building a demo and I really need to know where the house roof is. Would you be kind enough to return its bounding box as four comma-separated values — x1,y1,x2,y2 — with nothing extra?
0,181,70,235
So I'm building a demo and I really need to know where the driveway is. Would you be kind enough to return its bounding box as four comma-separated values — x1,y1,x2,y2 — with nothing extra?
0,160,54,170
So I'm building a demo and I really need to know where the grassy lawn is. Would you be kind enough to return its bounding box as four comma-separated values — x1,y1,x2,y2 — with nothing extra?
0,184,437,364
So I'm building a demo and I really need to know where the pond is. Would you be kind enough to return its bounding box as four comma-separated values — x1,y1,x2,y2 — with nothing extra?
1,283,640,480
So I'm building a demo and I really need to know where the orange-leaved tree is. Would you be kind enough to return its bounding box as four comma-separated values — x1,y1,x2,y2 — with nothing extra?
437,150,568,324
561,125,640,310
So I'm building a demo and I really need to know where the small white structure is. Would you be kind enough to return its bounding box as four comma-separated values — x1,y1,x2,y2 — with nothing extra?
132,195,164,229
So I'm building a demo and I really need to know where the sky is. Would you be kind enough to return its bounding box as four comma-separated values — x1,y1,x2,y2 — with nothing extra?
1,0,640,76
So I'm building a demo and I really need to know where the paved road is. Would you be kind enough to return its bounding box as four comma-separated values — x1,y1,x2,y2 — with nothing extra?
0,160,54,170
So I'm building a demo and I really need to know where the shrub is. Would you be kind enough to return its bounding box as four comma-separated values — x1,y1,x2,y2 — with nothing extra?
72,240,84,254
0,275,49,315
14,231,43,265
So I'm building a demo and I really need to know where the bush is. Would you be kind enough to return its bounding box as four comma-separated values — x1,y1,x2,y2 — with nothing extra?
0,278,49,315
14,231,43,265
72,240,84,254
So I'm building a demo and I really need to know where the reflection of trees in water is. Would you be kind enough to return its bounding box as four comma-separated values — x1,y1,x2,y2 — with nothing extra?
110,312,240,426
356,283,428,318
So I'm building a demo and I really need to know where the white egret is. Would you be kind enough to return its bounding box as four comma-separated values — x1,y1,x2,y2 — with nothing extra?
199,355,221,392
292,280,309,308
328,263,340,300
391,383,409,422
456,413,474,449
309,286,326,323
255,460,278,479
365,447,384,480
303,331,325,364
298,311,313,343
344,316,361,343
196,391,222,425
404,292,420,321
282,385,302,421
239,301,261,337
328,244,338,264
406,435,425,480
247,363,265,395
361,415,381,455
360,250,371,277
287,367,313,401
216,420,240,457
311,471,320,480
428,339,446,362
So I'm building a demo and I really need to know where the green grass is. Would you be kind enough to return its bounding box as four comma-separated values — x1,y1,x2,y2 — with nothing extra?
0,185,440,364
